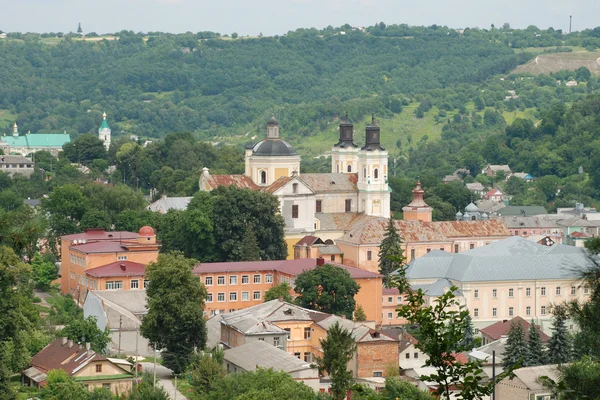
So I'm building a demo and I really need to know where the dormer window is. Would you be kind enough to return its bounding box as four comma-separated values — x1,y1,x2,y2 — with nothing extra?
283,308,293,315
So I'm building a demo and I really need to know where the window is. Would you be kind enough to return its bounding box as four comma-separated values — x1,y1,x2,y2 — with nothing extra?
374,168,379,179
363,168,367,179
217,293,225,302
265,274,273,283
373,371,383,377
294,352,301,359
284,328,291,339
405,353,410,359
541,306,546,315
292,205,299,219
207,293,213,302
304,327,311,339
102,383,111,390
258,337,264,341
509,307,514,316
426,248,431,253
508,288,514,298
217,276,225,285
388,297,393,303
253,291,261,300
526,287,531,297
474,289,479,299
106,281,123,290
454,244,459,253
474,308,479,317
253,274,261,284
526,306,531,316
584,286,590,295
96,364,102,372
130,280,139,289
205,276,213,286
397,296,402,303
292,183,298,194
571,286,576,295
144,280,149,289
316,200,322,213
469,243,475,249
330,255,335,261
410,249,415,260
492,289,497,298
492,308,497,317
242,275,249,284
230,276,238,285
541,287,546,296
304,352,312,362
118,255,128,261
556,286,561,296
260,171,267,184
241,292,249,301
414,352,419,359
388,312,393,319
345,199,352,212
230,292,237,301
274,337,280,347
347,165,352,173
367,250,372,261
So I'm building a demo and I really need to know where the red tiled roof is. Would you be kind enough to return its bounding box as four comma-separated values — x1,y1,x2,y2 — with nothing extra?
485,189,504,197
382,288,400,295
570,231,590,238
193,258,382,279
204,174,259,190
480,316,550,342
86,261,147,278
62,229,138,241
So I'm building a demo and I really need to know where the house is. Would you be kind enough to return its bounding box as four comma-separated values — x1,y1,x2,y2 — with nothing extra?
482,164,511,178
442,175,461,184
0,155,34,177
396,332,429,371
556,203,600,221
147,195,192,213
484,188,505,202
293,236,343,263
510,172,534,182
465,182,485,198
479,316,549,345
565,80,578,86
0,123,71,156
83,290,153,356
224,341,319,391
497,206,547,217
211,299,399,379
556,217,600,247
468,337,507,378
496,364,559,399
501,214,564,244
403,236,591,333
381,288,406,325
475,199,505,214
21,338,133,394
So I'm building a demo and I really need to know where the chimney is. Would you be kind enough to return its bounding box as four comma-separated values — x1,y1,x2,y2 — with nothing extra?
62,337,68,345
67,339,74,348
120,263,126,271
86,343,91,351
316,257,325,266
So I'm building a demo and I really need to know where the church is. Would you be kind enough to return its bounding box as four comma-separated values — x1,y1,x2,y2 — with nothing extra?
200,115,391,256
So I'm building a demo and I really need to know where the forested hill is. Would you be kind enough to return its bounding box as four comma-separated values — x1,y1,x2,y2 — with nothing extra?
0,27,528,140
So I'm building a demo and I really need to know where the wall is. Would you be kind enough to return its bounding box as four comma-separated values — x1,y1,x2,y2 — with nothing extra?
354,277,382,325
74,360,132,395
356,341,399,378
276,321,324,362
399,344,429,370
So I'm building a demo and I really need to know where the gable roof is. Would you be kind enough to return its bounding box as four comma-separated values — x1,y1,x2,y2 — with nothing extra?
86,261,146,278
510,364,560,391
485,189,504,197
486,165,511,173
224,341,315,374
0,155,33,164
203,174,259,190
315,212,372,232
294,236,323,247
465,182,485,191
147,196,192,213
479,316,550,342
62,229,138,242
299,173,358,193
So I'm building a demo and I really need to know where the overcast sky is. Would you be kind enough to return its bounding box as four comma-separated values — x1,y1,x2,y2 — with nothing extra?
1,0,598,36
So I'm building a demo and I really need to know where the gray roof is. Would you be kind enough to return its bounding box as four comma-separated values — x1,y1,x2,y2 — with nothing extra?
317,245,342,255
405,236,589,283
466,182,485,191
501,215,562,229
224,341,315,374
510,365,560,391
88,289,148,315
556,217,599,227
23,198,42,207
252,139,297,156
412,278,462,296
469,338,507,363
147,196,192,213
497,206,548,216
85,290,147,331
475,200,505,213
0,155,33,164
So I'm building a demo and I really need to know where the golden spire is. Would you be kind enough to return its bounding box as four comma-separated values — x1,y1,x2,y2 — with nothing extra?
103,112,107,119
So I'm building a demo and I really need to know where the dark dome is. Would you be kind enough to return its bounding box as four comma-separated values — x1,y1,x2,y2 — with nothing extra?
267,116,279,126
252,139,297,156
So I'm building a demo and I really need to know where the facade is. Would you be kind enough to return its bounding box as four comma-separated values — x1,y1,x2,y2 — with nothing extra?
0,154,34,177
501,215,564,244
496,365,559,400
381,288,406,326
556,216,600,247
484,188,505,202
396,332,429,371
465,182,485,198
22,338,133,395
404,236,591,333
199,115,390,257
0,122,71,156
292,236,343,263
98,112,111,150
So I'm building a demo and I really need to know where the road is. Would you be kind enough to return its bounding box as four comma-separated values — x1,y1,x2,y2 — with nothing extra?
139,362,187,400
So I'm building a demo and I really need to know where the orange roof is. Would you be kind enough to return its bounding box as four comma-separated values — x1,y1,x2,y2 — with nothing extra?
299,173,358,193
262,176,292,193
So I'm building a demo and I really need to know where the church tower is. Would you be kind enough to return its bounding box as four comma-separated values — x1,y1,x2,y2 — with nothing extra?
13,122,18,137
98,112,111,150
357,116,390,218
331,113,359,174
402,180,433,222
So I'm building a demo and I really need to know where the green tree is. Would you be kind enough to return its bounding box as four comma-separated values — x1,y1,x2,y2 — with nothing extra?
80,209,112,230
547,306,572,364
41,369,90,400
0,190,22,211
294,264,360,319
459,314,476,350
31,252,58,289
526,319,547,366
60,316,111,353
354,304,367,322
188,348,225,394
129,372,169,400
382,377,435,400
503,320,528,369
378,217,405,287
264,282,293,302
317,322,357,400
538,356,600,400
64,134,107,165
141,252,207,374
239,225,261,261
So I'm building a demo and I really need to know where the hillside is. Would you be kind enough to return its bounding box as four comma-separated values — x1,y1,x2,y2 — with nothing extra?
513,51,600,75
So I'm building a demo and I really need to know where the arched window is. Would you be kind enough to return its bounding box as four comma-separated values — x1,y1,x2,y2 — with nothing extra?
260,171,267,184
374,168,379,179
471,215,476,221
347,165,352,173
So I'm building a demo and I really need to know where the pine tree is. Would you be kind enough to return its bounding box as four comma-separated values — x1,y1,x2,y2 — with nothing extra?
378,216,405,287
459,314,475,350
77,23,82,34
317,322,357,400
526,319,546,366
354,305,367,322
547,306,572,364
503,320,529,369
239,225,261,261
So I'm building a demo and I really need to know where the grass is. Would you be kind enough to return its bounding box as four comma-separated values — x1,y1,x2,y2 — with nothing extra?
174,376,202,400
512,49,600,76
0,109,17,130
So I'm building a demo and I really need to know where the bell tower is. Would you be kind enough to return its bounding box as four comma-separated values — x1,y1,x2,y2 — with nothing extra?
98,112,111,150
402,180,433,222
357,116,390,218
331,113,359,174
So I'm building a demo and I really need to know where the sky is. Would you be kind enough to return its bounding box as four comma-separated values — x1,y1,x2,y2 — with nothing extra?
1,0,599,36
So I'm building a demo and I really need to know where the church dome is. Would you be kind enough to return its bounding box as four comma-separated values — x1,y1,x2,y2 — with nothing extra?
267,116,279,126
252,139,297,157
465,202,480,213
139,226,155,237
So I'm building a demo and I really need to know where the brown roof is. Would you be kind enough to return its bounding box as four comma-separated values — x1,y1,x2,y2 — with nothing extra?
30,338,101,375
204,174,259,190
382,288,401,295
299,173,358,193
480,316,550,342
338,218,510,245
294,236,323,247
397,332,419,352
86,261,147,278
316,212,373,232
262,176,293,193
62,229,138,242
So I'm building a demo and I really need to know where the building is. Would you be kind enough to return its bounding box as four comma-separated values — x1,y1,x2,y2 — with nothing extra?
482,164,511,178
396,332,429,371
496,364,559,400
479,316,549,345
556,203,600,221
147,195,192,213
193,257,383,324
465,182,485,198
484,188,505,202
403,236,591,333
60,227,159,302
199,115,390,256
21,338,133,394
0,122,71,156
527,235,555,246
509,172,534,182
456,202,490,221
0,154,34,177
556,217,600,247
501,214,564,244
98,112,111,150
211,299,399,379
381,288,406,325
223,341,319,391
293,236,343,263
496,206,547,217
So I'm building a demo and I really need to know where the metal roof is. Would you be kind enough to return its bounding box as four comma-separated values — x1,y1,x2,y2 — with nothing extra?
497,206,549,217
2,133,71,147
252,139,297,156
224,341,314,373
147,196,192,213
510,365,560,391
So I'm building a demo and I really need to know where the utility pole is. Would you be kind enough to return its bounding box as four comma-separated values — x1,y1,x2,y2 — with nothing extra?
174,375,178,400
569,15,572,34
134,328,139,381
153,345,157,388
118,315,123,357
492,350,496,400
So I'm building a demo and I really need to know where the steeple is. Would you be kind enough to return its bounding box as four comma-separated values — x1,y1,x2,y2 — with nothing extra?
13,122,18,137
98,112,111,150
362,115,385,151
266,116,280,139
402,179,432,222
334,112,356,148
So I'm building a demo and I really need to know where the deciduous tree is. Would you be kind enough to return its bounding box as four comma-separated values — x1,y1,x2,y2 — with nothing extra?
264,282,293,302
